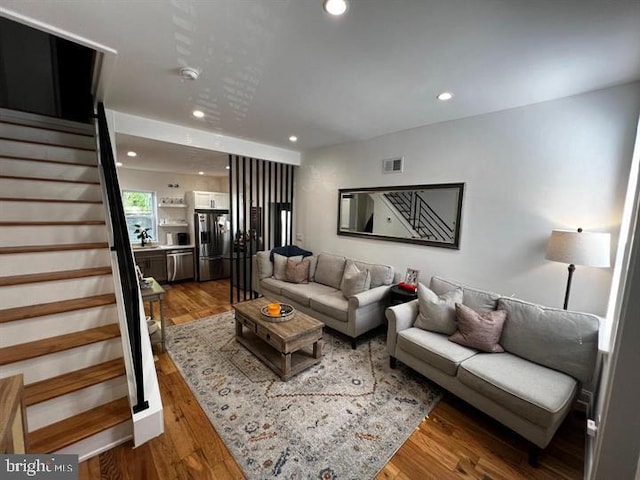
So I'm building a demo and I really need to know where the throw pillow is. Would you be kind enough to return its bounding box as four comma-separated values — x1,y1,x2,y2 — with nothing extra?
414,284,463,334
340,262,371,298
449,303,507,353
273,253,303,281
285,257,310,284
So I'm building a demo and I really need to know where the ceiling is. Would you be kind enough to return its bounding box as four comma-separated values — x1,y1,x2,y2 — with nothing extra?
2,0,640,159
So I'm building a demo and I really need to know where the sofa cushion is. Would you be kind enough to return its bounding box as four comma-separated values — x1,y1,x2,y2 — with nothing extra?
498,297,600,383
260,277,290,295
314,253,347,289
349,260,394,288
449,303,507,353
274,254,303,281
280,282,337,307
308,255,318,282
458,352,578,428
310,291,349,322
397,328,477,376
285,257,310,284
255,251,273,280
340,262,371,298
414,284,463,335
430,276,500,312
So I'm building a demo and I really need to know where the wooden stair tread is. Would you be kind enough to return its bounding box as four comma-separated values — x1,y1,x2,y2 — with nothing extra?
0,323,121,366
0,197,102,204
29,397,130,453
0,220,105,226
0,293,116,324
0,242,109,254
0,155,97,168
0,136,96,152
0,174,99,185
25,358,126,406
0,266,112,287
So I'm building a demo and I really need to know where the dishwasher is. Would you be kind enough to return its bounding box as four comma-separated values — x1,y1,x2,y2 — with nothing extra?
166,248,195,282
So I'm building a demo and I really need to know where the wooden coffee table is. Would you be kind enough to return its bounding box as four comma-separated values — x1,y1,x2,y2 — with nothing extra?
233,298,324,381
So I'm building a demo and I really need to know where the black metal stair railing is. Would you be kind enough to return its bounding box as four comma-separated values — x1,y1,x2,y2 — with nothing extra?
95,102,148,413
384,191,454,242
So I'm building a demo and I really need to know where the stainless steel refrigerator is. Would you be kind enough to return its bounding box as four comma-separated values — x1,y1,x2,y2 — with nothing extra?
195,210,231,281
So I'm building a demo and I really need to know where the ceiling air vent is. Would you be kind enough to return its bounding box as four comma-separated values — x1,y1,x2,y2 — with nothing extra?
382,157,404,174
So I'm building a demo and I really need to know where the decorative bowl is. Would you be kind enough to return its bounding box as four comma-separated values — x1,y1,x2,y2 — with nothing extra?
260,303,295,322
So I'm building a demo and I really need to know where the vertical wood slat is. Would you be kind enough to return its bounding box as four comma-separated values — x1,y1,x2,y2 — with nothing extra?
235,155,241,303
228,154,234,305
289,165,295,245
284,164,290,245
248,157,254,300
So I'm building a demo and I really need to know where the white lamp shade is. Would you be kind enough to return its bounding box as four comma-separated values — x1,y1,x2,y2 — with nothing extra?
545,229,611,267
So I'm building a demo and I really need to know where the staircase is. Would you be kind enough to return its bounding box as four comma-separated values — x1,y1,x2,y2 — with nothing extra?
0,109,132,458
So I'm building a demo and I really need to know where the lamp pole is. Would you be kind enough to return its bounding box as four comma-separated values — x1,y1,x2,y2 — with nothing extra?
563,263,575,310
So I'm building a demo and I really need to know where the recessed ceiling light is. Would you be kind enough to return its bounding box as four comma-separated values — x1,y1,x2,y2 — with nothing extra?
289,135,298,142
323,0,348,16
180,67,200,81
127,151,137,157
225,165,230,170
116,162,123,167
437,92,453,101
193,109,205,118
198,171,204,175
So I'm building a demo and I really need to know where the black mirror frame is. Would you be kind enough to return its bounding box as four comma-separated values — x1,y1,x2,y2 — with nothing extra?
337,183,464,249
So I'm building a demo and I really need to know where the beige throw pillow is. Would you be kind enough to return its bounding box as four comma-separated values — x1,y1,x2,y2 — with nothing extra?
449,303,507,353
273,253,303,280
340,262,371,298
414,284,463,334
285,257,310,284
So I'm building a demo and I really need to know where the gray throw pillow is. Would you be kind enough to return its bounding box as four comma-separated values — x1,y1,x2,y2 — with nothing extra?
340,262,371,298
273,253,302,280
414,284,463,334
449,303,507,353
285,257,310,284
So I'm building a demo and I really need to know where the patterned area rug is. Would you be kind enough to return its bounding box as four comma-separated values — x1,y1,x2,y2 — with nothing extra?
166,311,441,479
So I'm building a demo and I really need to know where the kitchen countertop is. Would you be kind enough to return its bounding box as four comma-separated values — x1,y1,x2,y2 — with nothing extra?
133,244,195,251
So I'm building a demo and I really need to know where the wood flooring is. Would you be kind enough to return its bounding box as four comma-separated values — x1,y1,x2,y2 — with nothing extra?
80,279,584,479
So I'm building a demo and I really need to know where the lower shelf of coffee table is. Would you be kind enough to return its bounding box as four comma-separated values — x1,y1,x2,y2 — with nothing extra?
236,330,321,381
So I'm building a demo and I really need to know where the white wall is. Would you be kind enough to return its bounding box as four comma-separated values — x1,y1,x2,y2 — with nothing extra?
296,83,640,316
117,168,227,244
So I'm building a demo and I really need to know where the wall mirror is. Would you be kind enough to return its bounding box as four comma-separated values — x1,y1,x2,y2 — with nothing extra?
337,183,464,249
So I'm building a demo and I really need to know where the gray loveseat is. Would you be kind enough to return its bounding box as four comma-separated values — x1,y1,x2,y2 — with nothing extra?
253,251,396,348
386,276,600,465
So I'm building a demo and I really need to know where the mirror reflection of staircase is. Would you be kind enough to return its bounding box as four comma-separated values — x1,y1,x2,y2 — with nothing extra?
384,191,454,241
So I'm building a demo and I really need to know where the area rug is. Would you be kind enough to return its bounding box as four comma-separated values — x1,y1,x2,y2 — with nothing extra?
166,311,441,479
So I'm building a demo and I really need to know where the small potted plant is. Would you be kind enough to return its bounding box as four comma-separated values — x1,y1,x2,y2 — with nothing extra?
134,224,152,247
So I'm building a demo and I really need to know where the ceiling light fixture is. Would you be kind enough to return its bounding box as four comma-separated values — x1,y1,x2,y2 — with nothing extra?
193,109,205,118
127,151,137,157
225,166,230,170
180,67,200,81
437,92,454,101
198,171,204,175
289,135,298,142
323,0,348,16
116,162,123,167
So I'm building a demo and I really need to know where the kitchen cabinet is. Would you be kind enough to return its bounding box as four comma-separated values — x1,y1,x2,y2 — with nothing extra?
188,191,229,210
134,250,168,283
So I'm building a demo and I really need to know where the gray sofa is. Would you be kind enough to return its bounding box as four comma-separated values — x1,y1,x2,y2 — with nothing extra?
386,276,600,465
253,251,396,348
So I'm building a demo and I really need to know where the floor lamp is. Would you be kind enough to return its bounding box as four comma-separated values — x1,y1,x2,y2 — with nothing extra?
545,228,610,310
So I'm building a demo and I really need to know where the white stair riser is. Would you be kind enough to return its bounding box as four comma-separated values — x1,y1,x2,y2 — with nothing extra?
0,201,105,222
0,305,118,348
57,421,132,462
0,158,99,182
27,376,128,431
0,338,123,384
0,275,115,309
0,139,97,165
1,249,111,276
1,225,108,246
1,123,96,150
0,108,94,137
0,178,102,201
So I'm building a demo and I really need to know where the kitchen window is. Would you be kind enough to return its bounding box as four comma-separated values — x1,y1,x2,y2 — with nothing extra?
122,190,157,243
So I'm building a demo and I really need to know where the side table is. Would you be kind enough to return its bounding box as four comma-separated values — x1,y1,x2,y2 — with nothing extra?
390,284,418,305
140,277,166,352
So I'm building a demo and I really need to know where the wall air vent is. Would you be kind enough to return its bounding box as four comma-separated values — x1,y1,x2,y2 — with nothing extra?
382,157,404,174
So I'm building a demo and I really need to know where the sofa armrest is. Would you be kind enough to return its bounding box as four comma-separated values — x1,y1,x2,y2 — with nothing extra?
348,284,391,309
386,299,418,356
